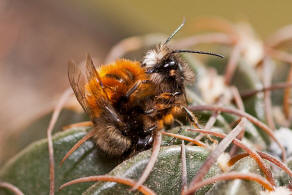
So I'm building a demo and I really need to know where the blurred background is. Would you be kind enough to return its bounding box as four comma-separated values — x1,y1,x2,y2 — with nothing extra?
1,0,292,165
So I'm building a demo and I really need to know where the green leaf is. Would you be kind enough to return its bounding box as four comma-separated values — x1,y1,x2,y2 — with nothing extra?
1,109,88,167
189,55,268,145
206,56,264,121
84,146,221,195
207,157,264,195
231,60,264,121
0,128,120,195
161,126,200,145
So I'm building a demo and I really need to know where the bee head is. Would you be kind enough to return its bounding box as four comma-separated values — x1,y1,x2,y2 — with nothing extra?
143,46,192,83
142,19,223,84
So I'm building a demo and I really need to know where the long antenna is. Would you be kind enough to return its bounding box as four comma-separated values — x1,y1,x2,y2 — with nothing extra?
163,18,186,46
172,49,224,58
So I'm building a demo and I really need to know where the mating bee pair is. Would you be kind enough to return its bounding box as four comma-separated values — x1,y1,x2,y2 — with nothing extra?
68,21,223,157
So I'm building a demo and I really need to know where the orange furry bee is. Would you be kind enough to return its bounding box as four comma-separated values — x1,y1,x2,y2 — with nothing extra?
67,21,223,157
68,56,155,156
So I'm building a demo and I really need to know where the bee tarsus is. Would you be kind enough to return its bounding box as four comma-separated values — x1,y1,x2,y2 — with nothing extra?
137,135,153,150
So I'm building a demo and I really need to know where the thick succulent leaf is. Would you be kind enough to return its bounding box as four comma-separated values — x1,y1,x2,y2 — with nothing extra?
1,109,88,166
207,157,264,195
84,146,221,195
210,58,268,143
232,61,264,118
205,57,264,121
270,60,289,105
161,126,201,145
0,128,120,195
221,114,267,150
183,55,268,144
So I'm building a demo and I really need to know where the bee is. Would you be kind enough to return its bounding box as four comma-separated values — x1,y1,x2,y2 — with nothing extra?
67,20,223,157
68,56,155,156
141,21,223,134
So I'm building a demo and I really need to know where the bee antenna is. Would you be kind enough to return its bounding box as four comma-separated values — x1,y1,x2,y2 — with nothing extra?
163,18,186,46
172,49,224,58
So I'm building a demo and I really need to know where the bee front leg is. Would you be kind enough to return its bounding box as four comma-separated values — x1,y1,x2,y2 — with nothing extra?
144,125,157,134
167,119,184,145
155,91,182,100
144,108,155,114
145,91,182,115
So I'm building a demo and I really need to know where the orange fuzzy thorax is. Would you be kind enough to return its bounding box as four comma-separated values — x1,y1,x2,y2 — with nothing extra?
100,59,148,102
84,59,150,117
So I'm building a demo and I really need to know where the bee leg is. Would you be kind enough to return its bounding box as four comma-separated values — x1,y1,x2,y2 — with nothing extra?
182,106,201,129
125,81,141,98
144,125,157,135
145,135,154,148
167,119,184,145
171,91,182,96
125,80,151,99
137,124,157,149
137,135,154,150
155,91,181,100
144,108,155,114
175,119,184,126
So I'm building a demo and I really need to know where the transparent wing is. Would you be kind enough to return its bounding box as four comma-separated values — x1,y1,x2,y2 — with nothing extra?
68,60,92,115
68,55,125,127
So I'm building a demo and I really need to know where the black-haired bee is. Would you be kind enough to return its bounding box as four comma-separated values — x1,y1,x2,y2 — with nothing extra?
67,21,223,157
141,21,223,137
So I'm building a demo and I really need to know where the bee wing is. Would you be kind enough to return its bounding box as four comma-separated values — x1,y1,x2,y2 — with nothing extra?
84,54,109,101
68,60,92,116
68,55,125,128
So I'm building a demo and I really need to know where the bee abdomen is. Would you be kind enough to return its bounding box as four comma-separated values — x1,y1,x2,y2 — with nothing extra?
94,125,132,156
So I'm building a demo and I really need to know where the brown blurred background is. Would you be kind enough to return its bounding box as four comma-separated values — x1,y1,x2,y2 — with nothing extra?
1,0,292,164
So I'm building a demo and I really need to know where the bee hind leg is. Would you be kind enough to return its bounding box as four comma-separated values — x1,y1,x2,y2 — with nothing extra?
182,106,201,129
137,135,154,150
